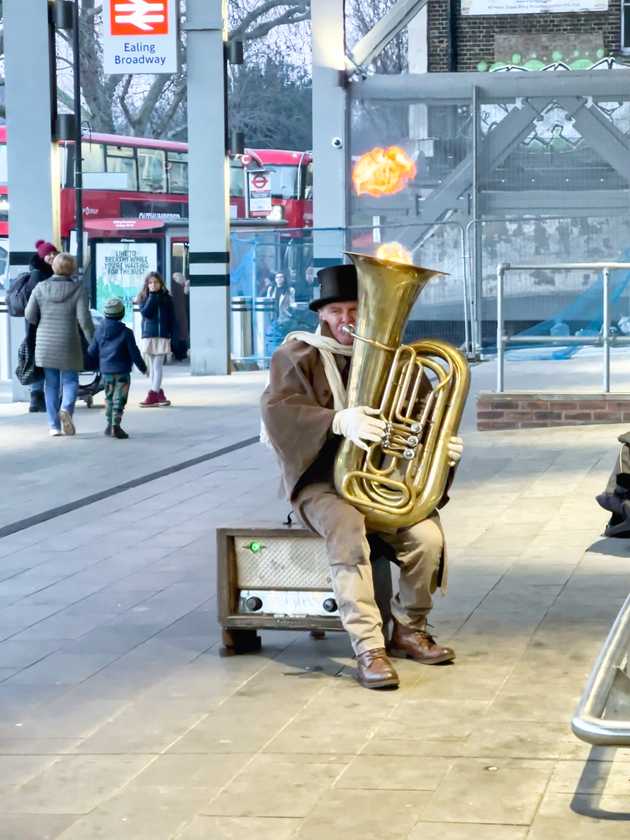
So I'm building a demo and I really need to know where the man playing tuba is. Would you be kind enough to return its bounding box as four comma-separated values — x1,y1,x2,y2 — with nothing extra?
260,263,464,690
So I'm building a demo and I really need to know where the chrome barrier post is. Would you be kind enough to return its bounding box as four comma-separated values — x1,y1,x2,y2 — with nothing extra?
254,296,274,368
496,263,507,393
231,296,253,360
132,304,142,349
603,266,611,393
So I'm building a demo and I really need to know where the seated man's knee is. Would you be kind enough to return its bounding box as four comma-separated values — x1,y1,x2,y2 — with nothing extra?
326,506,369,567
408,516,444,559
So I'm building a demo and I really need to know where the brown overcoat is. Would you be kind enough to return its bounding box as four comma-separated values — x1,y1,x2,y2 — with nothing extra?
260,339,346,500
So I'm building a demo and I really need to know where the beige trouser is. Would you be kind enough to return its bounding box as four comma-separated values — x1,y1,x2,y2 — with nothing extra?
296,482,444,656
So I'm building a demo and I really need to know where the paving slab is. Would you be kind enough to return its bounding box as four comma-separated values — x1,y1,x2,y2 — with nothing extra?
0,361,629,837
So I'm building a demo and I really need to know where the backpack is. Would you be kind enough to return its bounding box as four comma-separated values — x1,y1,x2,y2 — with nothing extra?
6,272,31,317
15,334,42,386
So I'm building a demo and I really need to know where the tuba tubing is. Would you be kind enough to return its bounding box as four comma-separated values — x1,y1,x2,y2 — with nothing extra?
334,252,471,532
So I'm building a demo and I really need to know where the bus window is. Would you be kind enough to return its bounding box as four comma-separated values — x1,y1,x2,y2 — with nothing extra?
81,143,105,173
167,151,188,193
268,165,298,199
230,161,245,197
138,147,166,192
106,144,138,190
304,162,313,200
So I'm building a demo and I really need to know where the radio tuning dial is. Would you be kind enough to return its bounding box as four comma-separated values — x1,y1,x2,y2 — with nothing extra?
322,598,338,613
245,596,263,612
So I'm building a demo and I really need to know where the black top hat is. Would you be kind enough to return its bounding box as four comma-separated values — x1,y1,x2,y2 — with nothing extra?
309,264,358,311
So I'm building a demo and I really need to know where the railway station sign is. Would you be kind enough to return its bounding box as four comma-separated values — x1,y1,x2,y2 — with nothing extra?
247,170,272,217
462,0,606,11
103,0,179,75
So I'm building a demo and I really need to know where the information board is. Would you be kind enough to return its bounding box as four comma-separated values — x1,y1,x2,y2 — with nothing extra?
462,0,607,13
247,170,272,217
94,241,159,325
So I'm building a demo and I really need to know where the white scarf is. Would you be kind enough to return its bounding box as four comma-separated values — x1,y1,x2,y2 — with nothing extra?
260,327,353,448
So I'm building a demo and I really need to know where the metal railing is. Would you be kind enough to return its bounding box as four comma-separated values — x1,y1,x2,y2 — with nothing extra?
229,221,472,366
572,594,630,746
496,262,630,393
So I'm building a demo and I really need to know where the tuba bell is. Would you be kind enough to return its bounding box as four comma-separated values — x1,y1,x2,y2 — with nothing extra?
333,251,471,532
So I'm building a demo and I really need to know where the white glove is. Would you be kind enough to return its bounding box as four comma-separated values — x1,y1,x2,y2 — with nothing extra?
447,435,464,467
332,406,386,452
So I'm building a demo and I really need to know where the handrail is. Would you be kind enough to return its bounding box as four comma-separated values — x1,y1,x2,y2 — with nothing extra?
496,261,630,393
572,593,630,746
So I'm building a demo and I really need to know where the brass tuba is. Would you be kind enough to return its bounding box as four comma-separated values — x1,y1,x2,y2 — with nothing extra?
333,252,470,532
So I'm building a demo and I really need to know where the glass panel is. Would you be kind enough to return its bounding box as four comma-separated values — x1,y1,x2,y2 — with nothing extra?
81,143,105,173
304,162,313,199
625,6,630,49
0,144,7,183
267,165,298,198
107,144,134,157
167,160,188,193
106,153,138,190
230,162,245,197
138,147,166,192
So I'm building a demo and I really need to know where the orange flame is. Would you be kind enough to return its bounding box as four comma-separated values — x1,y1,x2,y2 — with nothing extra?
352,146,417,197
375,242,412,264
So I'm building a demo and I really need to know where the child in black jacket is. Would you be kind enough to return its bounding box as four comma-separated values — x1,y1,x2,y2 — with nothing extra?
87,298,148,439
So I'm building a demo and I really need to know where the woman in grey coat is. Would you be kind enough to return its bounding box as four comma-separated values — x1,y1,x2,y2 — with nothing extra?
25,253,94,436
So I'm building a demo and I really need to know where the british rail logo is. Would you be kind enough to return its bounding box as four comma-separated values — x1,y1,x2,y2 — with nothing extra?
110,0,169,36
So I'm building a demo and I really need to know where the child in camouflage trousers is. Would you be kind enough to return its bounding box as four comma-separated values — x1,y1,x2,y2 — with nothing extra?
87,298,148,439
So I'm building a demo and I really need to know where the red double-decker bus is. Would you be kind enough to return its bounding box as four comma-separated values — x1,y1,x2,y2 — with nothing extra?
0,126,313,240
231,148,313,228
64,136,312,235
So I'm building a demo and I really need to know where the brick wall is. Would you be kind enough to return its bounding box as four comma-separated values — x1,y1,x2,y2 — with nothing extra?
477,393,630,430
428,0,622,72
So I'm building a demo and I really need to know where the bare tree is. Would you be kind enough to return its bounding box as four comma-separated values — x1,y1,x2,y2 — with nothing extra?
346,0,408,75
71,0,311,139
0,2,312,132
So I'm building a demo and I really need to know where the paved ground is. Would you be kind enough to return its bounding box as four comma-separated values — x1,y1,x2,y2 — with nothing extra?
1,357,630,838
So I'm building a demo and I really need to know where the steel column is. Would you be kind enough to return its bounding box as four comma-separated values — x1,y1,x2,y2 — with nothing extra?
312,0,348,267
496,263,506,393
471,86,483,357
4,0,59,400
603,267,611,393
185,0,231,375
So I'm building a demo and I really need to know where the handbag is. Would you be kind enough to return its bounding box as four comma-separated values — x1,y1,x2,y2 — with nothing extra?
15,336,43,386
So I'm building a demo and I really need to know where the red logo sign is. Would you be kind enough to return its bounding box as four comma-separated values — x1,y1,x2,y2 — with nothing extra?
251,173,269,190
110,0,169,36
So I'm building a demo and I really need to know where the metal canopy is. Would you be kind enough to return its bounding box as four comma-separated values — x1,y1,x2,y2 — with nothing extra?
354,69,630,103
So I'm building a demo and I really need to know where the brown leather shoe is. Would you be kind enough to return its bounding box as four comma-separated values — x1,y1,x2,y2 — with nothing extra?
356,648,399,690
390,621,455,665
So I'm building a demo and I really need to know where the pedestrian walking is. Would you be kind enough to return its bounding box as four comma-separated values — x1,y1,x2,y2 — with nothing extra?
5,239,59,412
136,271,175,407
86,298,148,439
170,271,190,361
266,272,297,323
24,252,94,437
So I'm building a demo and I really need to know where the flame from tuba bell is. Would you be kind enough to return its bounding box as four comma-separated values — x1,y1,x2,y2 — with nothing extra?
333,252,471,532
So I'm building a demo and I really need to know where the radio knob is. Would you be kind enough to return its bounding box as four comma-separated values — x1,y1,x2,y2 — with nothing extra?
323,598,338,613
245,596,263,612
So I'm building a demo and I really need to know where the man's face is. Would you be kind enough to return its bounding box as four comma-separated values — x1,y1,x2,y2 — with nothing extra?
45,252,57,266
318,301,357,346
275,273,285,287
